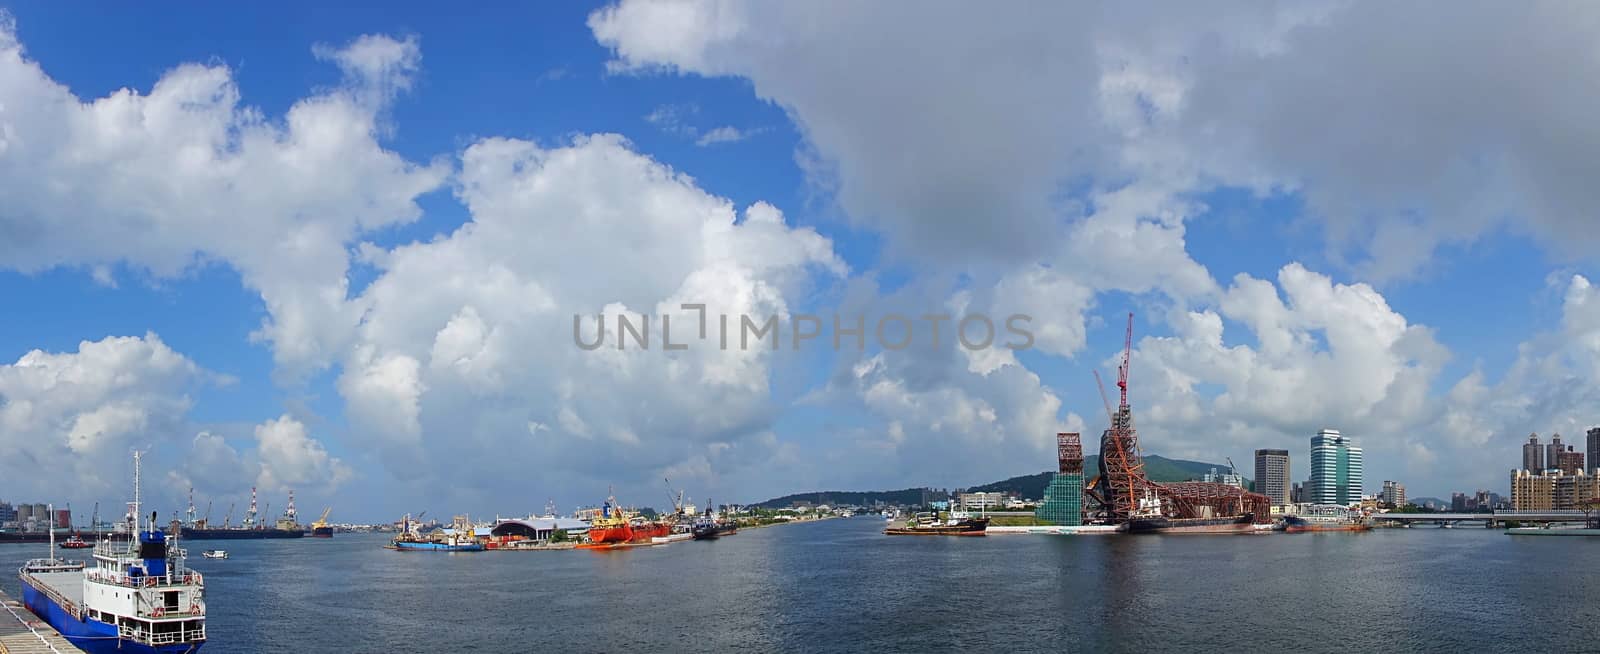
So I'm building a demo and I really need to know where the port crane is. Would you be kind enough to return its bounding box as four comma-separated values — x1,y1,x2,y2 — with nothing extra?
224,503,235,528
664,478,686,516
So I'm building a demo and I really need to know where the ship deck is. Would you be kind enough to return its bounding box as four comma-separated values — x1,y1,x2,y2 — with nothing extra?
0,587,83,653
20,574,83,614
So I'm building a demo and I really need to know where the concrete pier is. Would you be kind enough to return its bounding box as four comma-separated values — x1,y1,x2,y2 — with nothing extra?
0,590,80,654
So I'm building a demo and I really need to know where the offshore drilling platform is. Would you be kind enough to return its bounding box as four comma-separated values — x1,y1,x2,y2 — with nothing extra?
1082,313,1271,531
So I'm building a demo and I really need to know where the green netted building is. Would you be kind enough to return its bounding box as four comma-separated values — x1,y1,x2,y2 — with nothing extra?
1034,472,1083,525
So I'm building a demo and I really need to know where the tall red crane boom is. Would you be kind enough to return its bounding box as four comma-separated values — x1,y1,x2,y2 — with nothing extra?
1116,312,1133,410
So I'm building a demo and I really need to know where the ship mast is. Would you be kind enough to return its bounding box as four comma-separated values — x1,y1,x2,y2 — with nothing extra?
186,486,197,527
47,502,56,562
132,450,142,535
245,486,259,528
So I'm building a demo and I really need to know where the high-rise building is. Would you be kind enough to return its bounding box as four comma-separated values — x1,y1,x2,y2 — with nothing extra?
1254,449,1291,506
1511,469,1600,511
1381,480,1406,507
1523,433,1545,472
1510,469,1552,510
1557,446,1584,475
1451,492,1468,512
1588,427,1600,475
1291,482,1304,504
1547,434,1566,473
1310,429,1363,505
1202,467,1245,488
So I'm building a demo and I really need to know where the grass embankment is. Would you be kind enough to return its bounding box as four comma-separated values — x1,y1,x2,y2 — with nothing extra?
986,515,1044,527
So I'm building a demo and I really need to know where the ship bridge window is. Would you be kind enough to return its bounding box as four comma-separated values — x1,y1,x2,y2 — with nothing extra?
139,540,167,560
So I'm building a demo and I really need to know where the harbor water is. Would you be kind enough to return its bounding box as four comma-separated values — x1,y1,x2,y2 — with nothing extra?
4,518,1599,652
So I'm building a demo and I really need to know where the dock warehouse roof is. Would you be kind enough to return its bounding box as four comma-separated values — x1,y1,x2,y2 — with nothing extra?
490,518,591,537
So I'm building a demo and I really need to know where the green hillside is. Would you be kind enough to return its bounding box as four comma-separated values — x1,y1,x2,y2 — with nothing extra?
968,455,1246,497
753,455,1246,507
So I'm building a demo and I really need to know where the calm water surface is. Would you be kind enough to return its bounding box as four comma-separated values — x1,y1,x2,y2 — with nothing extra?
5,519,1599,652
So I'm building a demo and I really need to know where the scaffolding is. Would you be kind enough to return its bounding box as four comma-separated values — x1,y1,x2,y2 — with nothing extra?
1036,433,1084,526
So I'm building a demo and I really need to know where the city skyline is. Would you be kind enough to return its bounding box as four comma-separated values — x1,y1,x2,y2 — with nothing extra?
5,4,1600,520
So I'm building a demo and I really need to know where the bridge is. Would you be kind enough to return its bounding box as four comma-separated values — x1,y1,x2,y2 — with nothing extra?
1369,510,1592,528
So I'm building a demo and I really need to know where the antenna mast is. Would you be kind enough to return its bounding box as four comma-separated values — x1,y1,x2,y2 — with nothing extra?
133,450,142,535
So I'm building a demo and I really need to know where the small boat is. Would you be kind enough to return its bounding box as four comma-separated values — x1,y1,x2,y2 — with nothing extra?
884,511,988,536
59,534,93,549
201,550,228,559
1284,505,1372,533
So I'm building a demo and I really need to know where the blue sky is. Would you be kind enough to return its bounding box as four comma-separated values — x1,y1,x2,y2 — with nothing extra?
3,2,1599,521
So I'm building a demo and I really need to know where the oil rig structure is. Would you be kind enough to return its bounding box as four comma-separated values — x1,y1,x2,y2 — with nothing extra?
1083,313,1270,526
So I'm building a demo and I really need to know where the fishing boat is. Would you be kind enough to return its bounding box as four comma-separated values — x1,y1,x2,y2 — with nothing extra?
1283,505,1372,533
201,550,228,559
17,453,207,653
884,510,989,536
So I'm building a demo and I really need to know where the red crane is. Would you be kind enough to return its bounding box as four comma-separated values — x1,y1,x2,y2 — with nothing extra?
1116,311,1133,411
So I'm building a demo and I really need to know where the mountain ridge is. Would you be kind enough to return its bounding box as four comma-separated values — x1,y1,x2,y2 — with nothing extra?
752,454,1248,508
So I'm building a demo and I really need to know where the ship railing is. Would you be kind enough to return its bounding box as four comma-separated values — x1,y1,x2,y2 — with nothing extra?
86,570,204,588
140,601,206,619
119,621,206,644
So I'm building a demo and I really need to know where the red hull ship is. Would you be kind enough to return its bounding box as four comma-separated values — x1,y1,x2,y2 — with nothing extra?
585,496,673,545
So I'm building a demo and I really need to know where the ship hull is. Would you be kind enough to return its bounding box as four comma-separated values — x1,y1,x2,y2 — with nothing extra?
20,577,202,654
586,525,633,544
390,541,484,552
884,518,989,536
629,523,671,543
1283,517,1371,533
311,526,334,538
1127,515,1255,534
180,528,304,540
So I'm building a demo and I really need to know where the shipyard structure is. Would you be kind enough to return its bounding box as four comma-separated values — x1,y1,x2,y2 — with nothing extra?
1034,314,1270,532
1033,432,1084,526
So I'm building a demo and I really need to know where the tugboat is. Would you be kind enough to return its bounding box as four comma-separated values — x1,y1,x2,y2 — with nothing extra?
884,510,989,536
691,501,738,541
59,534,93,549
17,452,207,653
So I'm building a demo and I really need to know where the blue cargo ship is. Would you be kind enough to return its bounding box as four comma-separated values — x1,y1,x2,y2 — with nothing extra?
17,452,207,653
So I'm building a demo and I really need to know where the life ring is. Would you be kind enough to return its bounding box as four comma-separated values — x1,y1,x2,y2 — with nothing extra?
189,603,200,614
152,607,165,618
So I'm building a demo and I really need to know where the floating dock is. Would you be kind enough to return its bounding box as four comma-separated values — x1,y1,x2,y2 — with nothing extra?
1505,527,1600,537
0,589,81,654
